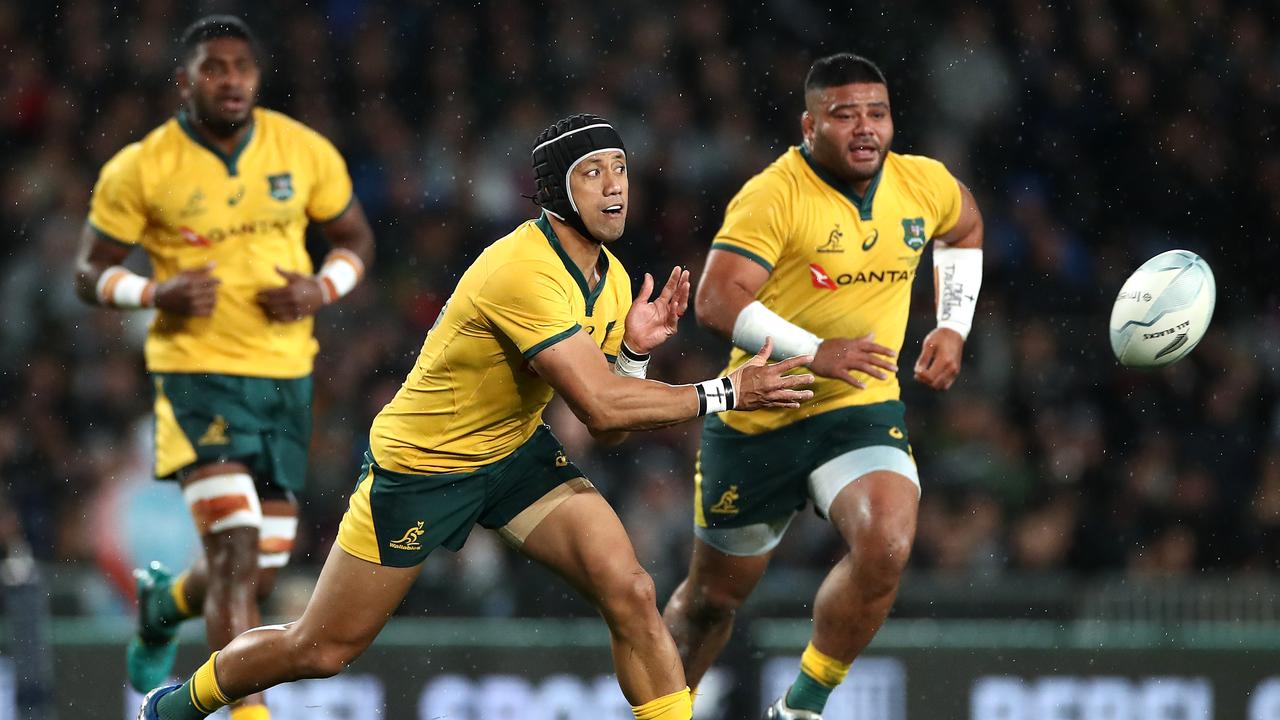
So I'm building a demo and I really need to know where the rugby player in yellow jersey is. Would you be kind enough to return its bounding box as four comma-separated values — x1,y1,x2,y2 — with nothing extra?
74,16,374,720
137,113,813,720
661,54,986,719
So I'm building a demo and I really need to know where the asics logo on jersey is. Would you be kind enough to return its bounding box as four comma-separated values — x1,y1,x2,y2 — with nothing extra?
710,486,740,515
817,224,844,253
889,426,905,440
389,521,425,551
809,263,838,290
227,185,245,206
861,229,879,251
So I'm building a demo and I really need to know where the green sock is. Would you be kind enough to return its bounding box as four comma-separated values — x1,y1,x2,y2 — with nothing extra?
785,670,835,713
156,682,209,720
148,583,187,628
157,653,229,720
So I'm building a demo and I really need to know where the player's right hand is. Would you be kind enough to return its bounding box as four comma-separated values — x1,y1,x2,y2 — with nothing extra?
809,333,898,389
154,262,220,316
730,338,815,410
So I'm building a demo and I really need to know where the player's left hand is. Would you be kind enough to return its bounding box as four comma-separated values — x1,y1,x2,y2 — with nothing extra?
256,266,326,322
621,265,690,354
914,327,964,390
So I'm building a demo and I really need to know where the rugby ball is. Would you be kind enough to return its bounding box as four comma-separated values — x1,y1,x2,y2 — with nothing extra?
1109,250,1215,368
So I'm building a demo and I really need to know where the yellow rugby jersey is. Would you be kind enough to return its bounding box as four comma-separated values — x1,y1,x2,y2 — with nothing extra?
88,107,354,378
712,145,961,434
370,214,631,474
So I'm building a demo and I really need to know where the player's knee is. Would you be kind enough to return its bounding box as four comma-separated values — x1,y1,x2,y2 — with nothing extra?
597,564,658,620
684,580,746,625
856,522,914,589
187,472,266,584
292,637,362,680
207,538,260,584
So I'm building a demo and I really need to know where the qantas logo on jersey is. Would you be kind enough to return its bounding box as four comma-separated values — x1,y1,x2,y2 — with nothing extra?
178,226,211,247
174,217,302,246
809,262,914,291
809,263,838,290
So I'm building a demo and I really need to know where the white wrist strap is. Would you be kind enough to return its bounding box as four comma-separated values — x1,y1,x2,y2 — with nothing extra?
317,248,365,304
612,342,650,379
692,377,736,416
731,300,822,360
933,245,983,340
96,266,156,308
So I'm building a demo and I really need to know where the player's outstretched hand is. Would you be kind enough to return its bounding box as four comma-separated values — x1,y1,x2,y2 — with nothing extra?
914,327,964,391
730,337,815,410
154,262,220,316
809,333,898,389
256,266,325,322
621,265,691,353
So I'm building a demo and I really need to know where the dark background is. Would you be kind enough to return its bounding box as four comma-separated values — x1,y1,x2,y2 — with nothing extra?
1,0,1278,627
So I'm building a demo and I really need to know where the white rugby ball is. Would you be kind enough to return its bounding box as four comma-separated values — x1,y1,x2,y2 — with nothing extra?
1109,249,1215,368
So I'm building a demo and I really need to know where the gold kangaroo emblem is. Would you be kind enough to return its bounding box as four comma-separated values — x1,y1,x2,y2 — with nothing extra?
389,521,426,550
198,415,230,446
710,485,740,515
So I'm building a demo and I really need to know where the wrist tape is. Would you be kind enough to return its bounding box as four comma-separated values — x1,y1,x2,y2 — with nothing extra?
732,300,821,359
96,266,156,308
693,377,736,416
933,245,983,340
317,248,365,304
612,342,650,379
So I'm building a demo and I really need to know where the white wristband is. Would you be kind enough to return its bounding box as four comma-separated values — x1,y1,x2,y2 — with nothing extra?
317,248,365,304
95,266,156,308
933,245,983,340
731,300,822,360
612,342,650,379
693,377,736,416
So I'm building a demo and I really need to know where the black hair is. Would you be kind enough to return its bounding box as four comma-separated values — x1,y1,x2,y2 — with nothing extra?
178,15,260,64
804,53,887,92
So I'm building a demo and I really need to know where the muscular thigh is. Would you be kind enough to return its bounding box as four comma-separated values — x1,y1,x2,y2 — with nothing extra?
683,535,774,608
280,544,421,649
515,486,642,600
826,470,920,551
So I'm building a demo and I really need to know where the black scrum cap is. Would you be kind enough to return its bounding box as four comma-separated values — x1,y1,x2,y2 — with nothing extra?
531,113,626,242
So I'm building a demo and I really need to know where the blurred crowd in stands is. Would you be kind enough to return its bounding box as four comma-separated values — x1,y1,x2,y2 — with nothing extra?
1,0,1277,618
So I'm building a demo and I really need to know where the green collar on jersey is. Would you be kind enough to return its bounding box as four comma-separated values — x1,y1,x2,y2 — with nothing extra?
799,144,882,221
535,213,610,317
176,108,256,177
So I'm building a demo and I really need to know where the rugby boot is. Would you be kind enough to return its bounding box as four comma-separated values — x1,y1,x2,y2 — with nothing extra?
126,562,181,692
136,683,182,720
763,695,823,720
